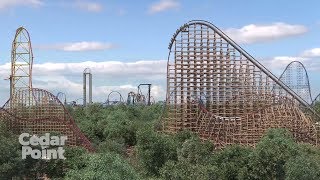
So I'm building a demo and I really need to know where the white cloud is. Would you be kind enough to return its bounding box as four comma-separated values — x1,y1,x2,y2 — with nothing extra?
261,56,307,69
33,78,166,104
148,0,180,14
0,60,167,104
259,56,320,77
35,41,117,52
301,48,320,57
225,23,308,44
30,60,167,76
0,0,43,10
151,85,166,100
259,55,320,101
73,0,103,12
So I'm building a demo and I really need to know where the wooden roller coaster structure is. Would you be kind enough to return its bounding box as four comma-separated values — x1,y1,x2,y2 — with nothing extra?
0,88,94,151
161,20,320,149
0,27,94,151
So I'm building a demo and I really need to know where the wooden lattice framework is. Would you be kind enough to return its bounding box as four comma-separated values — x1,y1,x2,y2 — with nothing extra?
0,88,94,151
162,20,320,148
1,27,94,151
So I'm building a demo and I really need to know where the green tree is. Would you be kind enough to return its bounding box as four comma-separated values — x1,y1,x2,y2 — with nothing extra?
0,121,23,179
160,159,218,180
65,152,140,180
214,145,252,180
102,109,136,146
160,136,218,180
177,136,213,164
245,128,299,180
285,154,320,180
136,128,177,176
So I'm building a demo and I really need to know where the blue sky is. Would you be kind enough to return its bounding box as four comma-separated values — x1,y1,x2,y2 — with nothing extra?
0,0,319,104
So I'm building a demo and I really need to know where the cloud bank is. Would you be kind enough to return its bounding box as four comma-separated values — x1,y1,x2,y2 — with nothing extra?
0,0,43,10
35,42,117,52
148,0,180,14
225,23,307,44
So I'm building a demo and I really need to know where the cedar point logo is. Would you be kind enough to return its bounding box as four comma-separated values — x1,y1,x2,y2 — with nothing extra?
19,133,67,160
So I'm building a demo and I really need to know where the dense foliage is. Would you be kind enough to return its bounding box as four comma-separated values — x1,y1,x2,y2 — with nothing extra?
65,152,140,180
0,102,320,179
0,121,23,179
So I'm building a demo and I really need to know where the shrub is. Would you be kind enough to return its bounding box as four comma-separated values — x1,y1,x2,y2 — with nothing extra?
65,152,140,180
136,128,177,176
177,137,213,164
160,160,218,180
97,139,127,155
0,121,23,179
244,128,299,179
285,155,320,180
103,109,136,146
214,145,253,180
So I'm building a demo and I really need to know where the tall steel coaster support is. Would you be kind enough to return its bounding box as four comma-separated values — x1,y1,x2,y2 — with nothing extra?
162,20,320,149
10,27,33,103
277,61,312,104
83,68,92,106
138,83,152,105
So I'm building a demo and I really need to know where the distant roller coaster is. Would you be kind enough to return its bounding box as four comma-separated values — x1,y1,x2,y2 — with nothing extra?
138,84,151,105
161,20,320,148
127,91,136,105
106,91,124,105
278,61,312,104
126,84,152,105
56,92,67,105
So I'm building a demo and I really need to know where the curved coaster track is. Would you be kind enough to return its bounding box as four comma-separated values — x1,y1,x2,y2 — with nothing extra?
276,61,313,104
0,88,94,151
161,20,320,148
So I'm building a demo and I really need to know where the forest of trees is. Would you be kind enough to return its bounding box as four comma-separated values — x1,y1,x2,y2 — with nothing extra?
1,102,320,179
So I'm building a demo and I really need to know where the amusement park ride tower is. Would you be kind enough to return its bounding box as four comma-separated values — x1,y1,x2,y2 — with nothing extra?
83,68,93,106
10,27,33,102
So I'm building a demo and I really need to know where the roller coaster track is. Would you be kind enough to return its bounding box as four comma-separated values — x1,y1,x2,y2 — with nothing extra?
0,88,94,152
106,91,124,105
162,20,320,148
277,61,313,104
192,95,317,148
